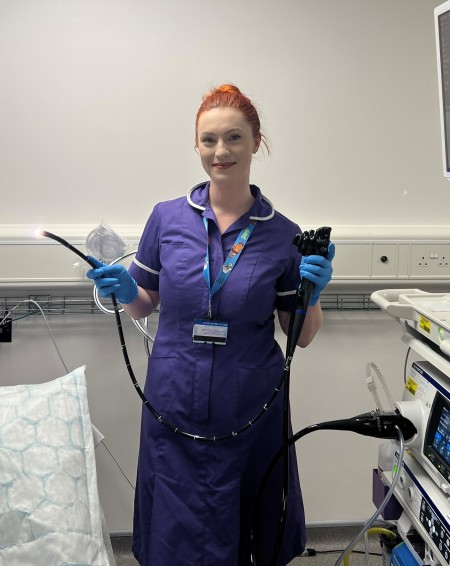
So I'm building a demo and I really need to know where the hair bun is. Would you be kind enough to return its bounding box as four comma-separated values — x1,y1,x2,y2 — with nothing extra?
217,84,241,94
202,84,241,102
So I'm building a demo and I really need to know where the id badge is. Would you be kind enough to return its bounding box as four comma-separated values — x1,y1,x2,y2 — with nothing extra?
193,318,228,345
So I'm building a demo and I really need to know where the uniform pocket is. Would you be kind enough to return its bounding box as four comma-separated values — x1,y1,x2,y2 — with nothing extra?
145,355,203,424
144,355,177,415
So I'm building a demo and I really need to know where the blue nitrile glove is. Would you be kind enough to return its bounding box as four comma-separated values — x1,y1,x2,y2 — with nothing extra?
299,242,335,306
86,256,138,304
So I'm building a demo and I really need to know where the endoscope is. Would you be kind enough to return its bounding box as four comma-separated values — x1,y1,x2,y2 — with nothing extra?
34,227,416,566
34,227,328,442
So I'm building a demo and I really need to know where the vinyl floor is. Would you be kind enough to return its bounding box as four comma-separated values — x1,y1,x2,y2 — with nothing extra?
111,524,385,566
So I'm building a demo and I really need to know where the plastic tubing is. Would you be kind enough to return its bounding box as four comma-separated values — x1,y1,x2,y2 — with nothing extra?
336,427,405,566
343,528,397,566
91,251,154,342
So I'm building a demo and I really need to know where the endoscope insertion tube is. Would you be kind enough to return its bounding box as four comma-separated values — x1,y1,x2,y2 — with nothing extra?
35,229,99,269
34,229,293,442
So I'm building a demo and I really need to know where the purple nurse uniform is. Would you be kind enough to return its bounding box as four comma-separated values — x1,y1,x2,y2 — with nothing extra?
128,183,306,566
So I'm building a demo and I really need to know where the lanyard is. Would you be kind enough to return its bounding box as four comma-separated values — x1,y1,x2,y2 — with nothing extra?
202,217,255,318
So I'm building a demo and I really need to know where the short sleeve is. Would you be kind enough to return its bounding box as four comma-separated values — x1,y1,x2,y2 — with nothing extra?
128,204,161,291
275,225,302,312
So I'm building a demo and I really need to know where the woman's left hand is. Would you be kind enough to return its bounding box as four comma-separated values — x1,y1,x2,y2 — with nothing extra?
299,242,335,306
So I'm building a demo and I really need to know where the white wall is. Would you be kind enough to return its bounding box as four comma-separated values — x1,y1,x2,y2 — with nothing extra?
0,0,449,231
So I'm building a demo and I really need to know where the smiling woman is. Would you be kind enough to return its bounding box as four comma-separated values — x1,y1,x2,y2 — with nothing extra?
85,83,335,566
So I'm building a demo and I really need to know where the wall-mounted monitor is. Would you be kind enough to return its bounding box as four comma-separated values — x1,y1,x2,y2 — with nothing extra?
435,1,450,180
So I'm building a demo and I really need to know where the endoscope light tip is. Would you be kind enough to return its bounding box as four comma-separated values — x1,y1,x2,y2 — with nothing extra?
34,228,44,238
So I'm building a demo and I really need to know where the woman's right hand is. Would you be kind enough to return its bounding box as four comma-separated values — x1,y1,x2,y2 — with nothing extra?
86,257,139,304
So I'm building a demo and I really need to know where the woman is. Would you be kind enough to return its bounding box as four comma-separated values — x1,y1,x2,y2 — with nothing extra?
87,84,334,566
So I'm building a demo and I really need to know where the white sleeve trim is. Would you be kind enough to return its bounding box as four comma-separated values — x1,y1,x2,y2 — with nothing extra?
133,258,160,275
277,289,297,296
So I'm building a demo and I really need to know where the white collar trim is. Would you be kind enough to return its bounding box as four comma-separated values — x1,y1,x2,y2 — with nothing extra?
250,196,275,222
186,186,275,222
187,185,206,211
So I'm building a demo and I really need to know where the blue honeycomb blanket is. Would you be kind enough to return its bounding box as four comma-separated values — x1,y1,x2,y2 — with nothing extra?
0,366,110,566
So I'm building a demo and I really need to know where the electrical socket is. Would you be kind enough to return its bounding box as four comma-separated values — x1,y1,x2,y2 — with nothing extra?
0,317,12,342
410,244,450,277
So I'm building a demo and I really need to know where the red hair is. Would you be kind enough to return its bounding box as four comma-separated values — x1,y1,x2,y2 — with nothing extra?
195,84,269,153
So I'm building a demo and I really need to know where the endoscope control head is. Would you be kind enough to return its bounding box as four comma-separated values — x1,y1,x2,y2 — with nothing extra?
293,226,331,257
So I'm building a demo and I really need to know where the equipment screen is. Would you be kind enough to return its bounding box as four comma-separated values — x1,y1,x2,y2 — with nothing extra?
438,9,450,173
432,405,450,464
425,392,450,483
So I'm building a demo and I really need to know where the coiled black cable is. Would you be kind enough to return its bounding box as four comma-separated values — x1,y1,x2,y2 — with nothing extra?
37,230,292,442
